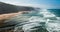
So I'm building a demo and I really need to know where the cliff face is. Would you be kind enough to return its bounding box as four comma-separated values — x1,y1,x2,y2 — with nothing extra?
0,2,34,14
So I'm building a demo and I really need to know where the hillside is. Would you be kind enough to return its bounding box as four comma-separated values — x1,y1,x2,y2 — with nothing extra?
0,2,34,14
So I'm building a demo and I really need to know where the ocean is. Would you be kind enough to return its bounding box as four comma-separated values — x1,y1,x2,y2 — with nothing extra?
48,9,60,17
18,9,60,32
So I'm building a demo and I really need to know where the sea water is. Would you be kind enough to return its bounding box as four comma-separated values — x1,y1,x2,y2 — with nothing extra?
21,9,60,32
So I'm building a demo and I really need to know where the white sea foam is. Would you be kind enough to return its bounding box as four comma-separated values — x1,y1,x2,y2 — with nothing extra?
28,9,60,32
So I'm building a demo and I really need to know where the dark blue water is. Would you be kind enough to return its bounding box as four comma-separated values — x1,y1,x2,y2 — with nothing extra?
48,9,60,17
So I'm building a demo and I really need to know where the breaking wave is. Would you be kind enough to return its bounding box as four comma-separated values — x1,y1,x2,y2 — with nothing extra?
22,9,60,32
